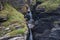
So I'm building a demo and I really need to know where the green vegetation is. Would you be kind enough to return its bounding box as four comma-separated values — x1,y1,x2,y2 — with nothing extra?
36,0,60,12
2,4,26,27
37,0,48,2
0,3,28,37
6,26,27,36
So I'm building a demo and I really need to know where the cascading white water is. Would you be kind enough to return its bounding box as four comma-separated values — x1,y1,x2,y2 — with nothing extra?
28,24,33,40
28,8,32,19
27,7,33,40
29,29,33,40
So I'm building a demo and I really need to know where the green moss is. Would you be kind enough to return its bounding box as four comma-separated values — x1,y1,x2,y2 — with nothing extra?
37,0,60,12
2,4,26,27
37,0,48,2
6,26,27,36
0,3,28,37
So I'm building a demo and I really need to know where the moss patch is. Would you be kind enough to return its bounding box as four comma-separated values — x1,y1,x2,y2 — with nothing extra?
0,3,28,37
37,0,60,12
37,0,48,2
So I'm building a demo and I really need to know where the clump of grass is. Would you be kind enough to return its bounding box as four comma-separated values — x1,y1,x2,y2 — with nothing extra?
37,0,60,12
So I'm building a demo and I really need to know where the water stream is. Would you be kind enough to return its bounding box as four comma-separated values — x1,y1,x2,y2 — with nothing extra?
27,7,33,40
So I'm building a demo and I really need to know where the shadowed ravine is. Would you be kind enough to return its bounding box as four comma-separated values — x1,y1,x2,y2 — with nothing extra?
1,0,60,40
26,7,33,40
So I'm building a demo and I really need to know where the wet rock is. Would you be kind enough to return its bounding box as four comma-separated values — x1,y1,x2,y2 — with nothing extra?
36,6,45,13
32,20,60,40
49,27,60,39
0,16,8,22
32,19,54,33
32,13,60,40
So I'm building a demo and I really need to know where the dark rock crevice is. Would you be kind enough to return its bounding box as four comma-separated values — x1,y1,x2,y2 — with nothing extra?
30,3,60,40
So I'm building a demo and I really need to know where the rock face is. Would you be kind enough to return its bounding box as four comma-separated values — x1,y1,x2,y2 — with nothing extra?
4,0,26,15
8,0,26,8
32,13,60,40
36,0,60,13
8,0,36,14
8,0,29,14
32,6,60,40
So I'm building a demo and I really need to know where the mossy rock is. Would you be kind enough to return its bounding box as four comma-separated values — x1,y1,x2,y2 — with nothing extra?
36,0,60,13
37,0,48,3
0,3,28,37
19,4,29,14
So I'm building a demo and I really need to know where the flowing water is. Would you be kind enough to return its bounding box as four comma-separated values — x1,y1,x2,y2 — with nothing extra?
29,29,33,40
27,7,33,40
28,8,32,19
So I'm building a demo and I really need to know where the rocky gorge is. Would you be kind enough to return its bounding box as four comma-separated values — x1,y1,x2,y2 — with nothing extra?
0,0,60,40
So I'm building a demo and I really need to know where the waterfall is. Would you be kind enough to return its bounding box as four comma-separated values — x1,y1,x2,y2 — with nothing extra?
29,29,33,40
27,7,32,19
28,24,33,40
27,7,33,40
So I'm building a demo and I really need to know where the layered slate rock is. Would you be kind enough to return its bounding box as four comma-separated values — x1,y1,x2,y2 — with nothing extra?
32,13,60,40
32,3,60,40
